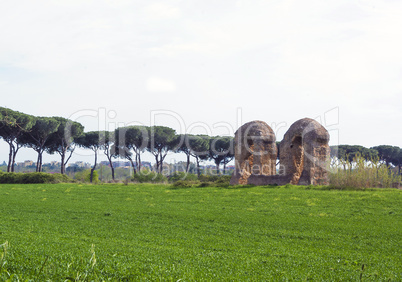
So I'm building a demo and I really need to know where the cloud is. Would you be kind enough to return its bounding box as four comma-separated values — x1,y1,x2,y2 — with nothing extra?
146,76,177,93
143,2,181,20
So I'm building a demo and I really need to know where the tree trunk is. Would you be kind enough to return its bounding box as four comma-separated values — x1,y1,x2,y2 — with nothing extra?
223,162,227,175
158,159,162,174
7,143,13,172
104,146,115,180
61,153,65,175
129,158,136,177
38,153,43,172
108,157,115,180
153,154,160,174
159,160,163,174
156,149,162,174
90,152,97,183
60,147,74,175
36,152,41,172
11,145,20,173
138,153,142,172
215,160,220,175
159,159,163,174
134,153,139,174
196,157,201,177
159,150,168,174
186,153,190,173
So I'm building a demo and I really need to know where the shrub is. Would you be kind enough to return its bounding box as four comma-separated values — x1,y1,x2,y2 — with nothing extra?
132,169,167,183
171,180,200,188
169,172,198,182
0,172,72,184
199,175,219,182
198,182,212,187
74,169,99,184
214,175,231,185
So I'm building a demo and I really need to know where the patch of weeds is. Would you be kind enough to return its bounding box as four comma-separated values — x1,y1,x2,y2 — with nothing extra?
171,180,200,188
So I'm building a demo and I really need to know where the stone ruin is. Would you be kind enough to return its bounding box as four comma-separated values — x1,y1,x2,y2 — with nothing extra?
231,121,277,185
230,118,330,186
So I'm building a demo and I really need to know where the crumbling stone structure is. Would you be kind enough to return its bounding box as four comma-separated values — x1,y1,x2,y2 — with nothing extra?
229,121,277,185
279,118,330,185
230,118,330,186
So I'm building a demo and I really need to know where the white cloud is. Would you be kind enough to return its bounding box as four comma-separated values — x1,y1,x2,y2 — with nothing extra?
143,2,181,20
146,77,177,93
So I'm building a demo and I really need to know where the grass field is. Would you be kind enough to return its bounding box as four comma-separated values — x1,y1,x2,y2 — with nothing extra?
0,183,401,281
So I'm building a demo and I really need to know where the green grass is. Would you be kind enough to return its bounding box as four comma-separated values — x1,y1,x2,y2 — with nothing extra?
0,184,401,281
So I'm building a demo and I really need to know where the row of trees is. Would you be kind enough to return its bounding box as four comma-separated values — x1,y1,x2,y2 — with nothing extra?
76,128,234,182
0,107,83,174
0,107,234,181
330,145,402,174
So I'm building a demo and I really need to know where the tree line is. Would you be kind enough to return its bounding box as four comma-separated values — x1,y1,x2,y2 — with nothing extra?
330,145,402,174
1,107,401,183
0,107,234,182
77,128,234,183
0,107,83,174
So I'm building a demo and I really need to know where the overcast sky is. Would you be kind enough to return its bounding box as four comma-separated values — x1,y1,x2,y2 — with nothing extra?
1,0,401,164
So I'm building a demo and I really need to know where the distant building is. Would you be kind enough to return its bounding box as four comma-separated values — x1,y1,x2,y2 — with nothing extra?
24,160,34,167
68,161,91,168
112,161,130,168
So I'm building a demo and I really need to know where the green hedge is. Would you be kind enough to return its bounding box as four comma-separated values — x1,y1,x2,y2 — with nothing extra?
168,172,198,182
132,170,168,183
0,171,72,184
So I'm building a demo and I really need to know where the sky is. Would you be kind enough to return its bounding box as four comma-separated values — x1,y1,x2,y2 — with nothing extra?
0,0,401,165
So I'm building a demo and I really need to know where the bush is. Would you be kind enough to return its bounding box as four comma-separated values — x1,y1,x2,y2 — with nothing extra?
198,175,219,182
214,175,231,185
169,172,198,182
0,172,72,184
171,180,200,188
23,172,71,184
198,182,212,187
74,169,99,184
197,174,231,186
132,169,167,183
0,172,21,184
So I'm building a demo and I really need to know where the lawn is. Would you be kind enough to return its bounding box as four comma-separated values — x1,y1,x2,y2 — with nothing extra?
0,183,401,281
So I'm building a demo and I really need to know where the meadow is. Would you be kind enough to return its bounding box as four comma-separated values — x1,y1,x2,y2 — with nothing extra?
0,183,401,281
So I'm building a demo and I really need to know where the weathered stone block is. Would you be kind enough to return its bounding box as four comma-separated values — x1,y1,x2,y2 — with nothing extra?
230,121,277,185
279,118,330,185
230,118,330,186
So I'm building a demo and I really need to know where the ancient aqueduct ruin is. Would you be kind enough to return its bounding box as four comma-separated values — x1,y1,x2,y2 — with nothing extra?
230,118,330,186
